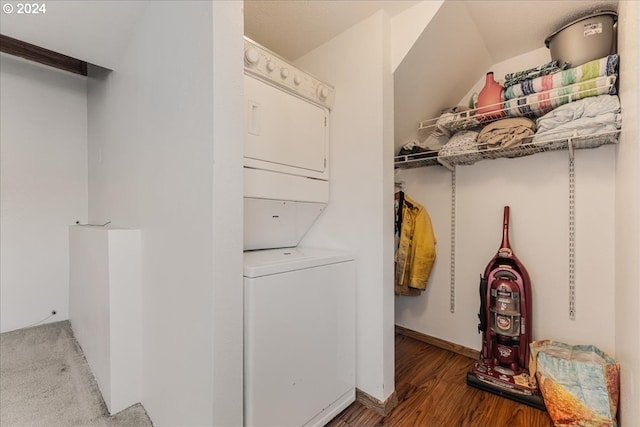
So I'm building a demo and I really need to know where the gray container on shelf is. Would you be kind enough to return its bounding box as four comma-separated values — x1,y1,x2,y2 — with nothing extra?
545,10,617,68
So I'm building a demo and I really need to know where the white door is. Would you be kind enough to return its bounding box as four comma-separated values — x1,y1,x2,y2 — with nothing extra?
244,74,328,176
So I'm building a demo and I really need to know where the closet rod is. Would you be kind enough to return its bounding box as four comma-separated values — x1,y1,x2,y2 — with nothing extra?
0,34,88,76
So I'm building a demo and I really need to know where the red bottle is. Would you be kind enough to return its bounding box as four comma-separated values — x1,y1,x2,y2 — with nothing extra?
477,72,505,121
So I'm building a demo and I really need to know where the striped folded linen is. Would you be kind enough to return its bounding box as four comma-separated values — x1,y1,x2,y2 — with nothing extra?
504,60,569,88
503,75,617,119
503,54,618,100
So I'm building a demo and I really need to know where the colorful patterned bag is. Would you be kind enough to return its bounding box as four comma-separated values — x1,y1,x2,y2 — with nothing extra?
530,340,620,427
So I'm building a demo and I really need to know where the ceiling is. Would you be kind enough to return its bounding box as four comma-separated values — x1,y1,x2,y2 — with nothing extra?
244,1,420,61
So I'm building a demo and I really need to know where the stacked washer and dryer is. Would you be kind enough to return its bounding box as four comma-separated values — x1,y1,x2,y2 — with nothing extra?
242,37,356,427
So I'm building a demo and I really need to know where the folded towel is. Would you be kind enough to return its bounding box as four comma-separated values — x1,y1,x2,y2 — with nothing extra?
504,60,569,88
436,111,480,136
439,130,479,157
477,118,536,149
535,94,621,131
503,55,618,100
503,75,617,119
533,95,621,143
423,130,449,150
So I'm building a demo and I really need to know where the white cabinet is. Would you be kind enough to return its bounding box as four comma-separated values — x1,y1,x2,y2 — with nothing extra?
68,226,141,414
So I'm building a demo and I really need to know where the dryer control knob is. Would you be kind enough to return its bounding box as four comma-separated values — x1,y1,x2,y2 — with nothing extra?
293,75,301,85
244,48,260,66
266,61,275,72
280,68,289,79
317,85,329,101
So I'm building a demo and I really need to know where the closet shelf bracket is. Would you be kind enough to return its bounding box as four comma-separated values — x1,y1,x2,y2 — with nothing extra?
569,155,576,320
450,168,457,314
439,158,455,172
567,129,578,162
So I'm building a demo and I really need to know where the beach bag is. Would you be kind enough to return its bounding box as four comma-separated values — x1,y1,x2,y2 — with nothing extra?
530,340,620,427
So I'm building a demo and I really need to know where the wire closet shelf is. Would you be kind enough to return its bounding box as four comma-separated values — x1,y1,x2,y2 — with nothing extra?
395,79,620,170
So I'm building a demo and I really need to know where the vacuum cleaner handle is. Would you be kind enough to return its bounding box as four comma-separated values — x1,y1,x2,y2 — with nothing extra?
477,275,488,333
501,206,511,249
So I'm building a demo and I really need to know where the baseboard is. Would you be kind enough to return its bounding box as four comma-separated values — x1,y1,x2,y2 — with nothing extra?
307,389,355,427
395,325,480,360
355,388,398,416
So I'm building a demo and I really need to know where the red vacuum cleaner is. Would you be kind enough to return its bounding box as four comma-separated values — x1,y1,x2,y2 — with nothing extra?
466,206,546,410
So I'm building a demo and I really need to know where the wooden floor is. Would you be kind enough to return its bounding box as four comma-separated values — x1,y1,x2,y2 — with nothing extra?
328,334,553,427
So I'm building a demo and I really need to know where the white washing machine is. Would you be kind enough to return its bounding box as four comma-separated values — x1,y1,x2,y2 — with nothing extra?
244,247,355,427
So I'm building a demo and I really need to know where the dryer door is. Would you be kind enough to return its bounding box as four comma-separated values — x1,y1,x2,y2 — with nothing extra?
244,74,328,179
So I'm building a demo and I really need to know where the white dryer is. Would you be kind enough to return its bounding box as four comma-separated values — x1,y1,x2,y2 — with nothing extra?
243,37,334,251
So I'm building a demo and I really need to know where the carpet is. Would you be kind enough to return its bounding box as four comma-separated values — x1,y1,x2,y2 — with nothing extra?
0,321,153,427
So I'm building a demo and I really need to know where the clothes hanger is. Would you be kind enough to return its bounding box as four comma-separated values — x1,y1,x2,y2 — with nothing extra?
394,181,405,199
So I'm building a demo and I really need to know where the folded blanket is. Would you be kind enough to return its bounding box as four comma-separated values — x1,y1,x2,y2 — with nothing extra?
436,111,480,136
477,118,536,149
423,130,449,150
533,95,621,143
439,130,479,157
398,129,450,156
504,60,569,88
503,75,617,119
503,55,618,100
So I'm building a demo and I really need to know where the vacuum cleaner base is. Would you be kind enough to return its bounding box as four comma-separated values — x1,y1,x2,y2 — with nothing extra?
467,363,546,411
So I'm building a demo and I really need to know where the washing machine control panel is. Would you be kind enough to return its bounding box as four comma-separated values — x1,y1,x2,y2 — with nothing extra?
244,37,335,110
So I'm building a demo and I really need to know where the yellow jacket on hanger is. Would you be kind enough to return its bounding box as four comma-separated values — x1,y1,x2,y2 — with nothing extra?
395,193,436,295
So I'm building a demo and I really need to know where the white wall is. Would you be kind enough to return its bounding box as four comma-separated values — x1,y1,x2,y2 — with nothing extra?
0,54,88,333
395,48,617,356
395,147,616,353
614,1,640,425
86,2,244,425
211,2,244,426
295,11,396,403
69,226,142,414
390,0,443,72
393,1,492,152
